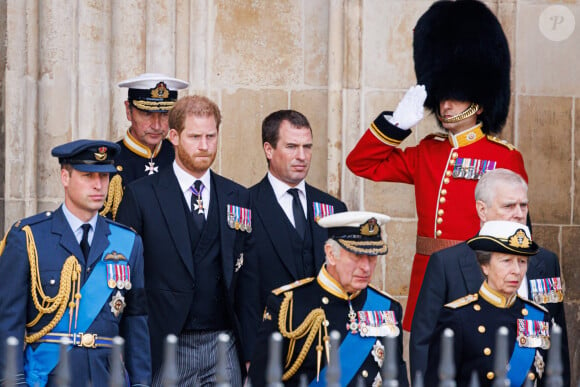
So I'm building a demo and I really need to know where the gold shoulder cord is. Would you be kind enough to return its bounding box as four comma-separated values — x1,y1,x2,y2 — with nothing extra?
100,174,123,220
278,291,330,382
22,225,82,343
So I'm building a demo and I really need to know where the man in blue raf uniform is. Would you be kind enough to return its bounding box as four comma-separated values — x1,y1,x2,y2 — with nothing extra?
0,140,151,386
101,72,188,220
249,211,409,386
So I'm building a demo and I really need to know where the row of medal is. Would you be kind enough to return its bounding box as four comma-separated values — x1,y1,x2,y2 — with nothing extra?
452,158,497,180
517,318,550,349
313,202,335,222
346,310,400,337
227,204,252,233
225,201,337,231
530,277,564,304
107,263,132,290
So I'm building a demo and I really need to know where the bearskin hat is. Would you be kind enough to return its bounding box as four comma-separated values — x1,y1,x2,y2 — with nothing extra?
413,0,511,134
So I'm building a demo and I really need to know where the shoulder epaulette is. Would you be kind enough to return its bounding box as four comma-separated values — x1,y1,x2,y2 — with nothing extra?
518,295,549,313
425,132,448,141
486,135,517,150
445,293,478,309
272,277,315,296
103,217,138,233
1,212,54,256
14,211,54,230
368,284,396,301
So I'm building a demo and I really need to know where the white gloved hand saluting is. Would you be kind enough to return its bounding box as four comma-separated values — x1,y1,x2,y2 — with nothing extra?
386,85,427,130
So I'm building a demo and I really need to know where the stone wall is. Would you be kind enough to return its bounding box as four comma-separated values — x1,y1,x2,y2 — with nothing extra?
1,0,578,382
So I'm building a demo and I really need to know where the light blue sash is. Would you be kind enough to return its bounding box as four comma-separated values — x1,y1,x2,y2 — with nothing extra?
310,288,392,386
25,225,134,387
506,304,542,387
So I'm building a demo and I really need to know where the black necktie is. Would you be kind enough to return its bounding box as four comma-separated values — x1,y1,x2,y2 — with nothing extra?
190,180,206,231
288,188,306,238
80,224,91,259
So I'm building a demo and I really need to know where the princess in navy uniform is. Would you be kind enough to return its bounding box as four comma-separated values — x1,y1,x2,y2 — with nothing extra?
426,220,551,386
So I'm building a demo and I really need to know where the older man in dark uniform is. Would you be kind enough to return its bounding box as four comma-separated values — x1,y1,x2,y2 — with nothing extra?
101,72,188,220
0,140,150,386
249,211,408,386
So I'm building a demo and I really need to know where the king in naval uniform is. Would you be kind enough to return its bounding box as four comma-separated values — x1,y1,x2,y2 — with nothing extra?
248,211,409,386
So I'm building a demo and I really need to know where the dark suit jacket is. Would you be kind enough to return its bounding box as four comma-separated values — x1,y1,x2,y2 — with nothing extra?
236,176,347,361
116,167,253,373
410,243,570,386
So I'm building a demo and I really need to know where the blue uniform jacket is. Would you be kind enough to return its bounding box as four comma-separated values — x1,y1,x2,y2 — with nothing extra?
0,206,151,386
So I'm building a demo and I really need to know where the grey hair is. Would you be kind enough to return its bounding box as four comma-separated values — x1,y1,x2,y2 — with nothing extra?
325,239,342,263
474,168,527,205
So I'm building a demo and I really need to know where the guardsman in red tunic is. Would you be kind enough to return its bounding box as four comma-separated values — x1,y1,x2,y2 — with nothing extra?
346,0,529,331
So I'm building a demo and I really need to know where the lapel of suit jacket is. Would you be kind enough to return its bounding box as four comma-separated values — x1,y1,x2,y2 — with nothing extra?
211,171,236,289
526,250,546,281
459,244,485,294
85,216,111,268
305,184,328,269
256,176,299,279
155,168,195,279
52,206,85,261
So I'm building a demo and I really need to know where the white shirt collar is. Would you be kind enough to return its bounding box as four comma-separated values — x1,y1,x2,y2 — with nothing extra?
61,204,98,243
173,161,211,194
267,172,306,201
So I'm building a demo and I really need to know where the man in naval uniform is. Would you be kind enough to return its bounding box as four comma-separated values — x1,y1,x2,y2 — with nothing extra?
237,109,347,364
411,168,570,386
346,0,529,332
101,72,188,220
248,211,408,386
116,95,252,386
0,140,150,386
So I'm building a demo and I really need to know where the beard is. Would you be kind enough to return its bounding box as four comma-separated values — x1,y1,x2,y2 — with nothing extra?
176,144,216,175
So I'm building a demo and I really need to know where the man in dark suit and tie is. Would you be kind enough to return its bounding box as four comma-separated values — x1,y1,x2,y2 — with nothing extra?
116,95,252,386
410,168,570,386
236,110,347,364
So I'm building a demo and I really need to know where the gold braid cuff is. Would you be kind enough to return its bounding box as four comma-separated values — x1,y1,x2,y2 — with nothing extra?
100,174,124,220
278,291,329,381
22,225,82,343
